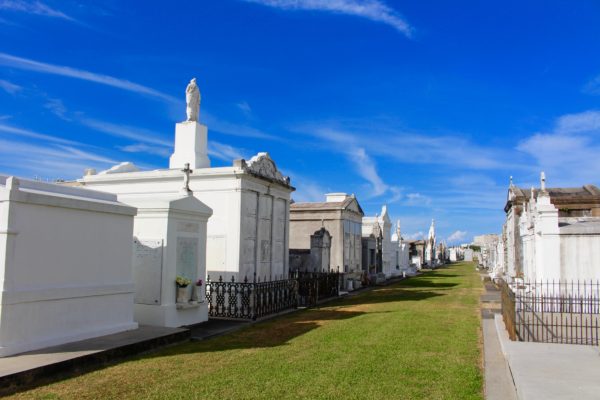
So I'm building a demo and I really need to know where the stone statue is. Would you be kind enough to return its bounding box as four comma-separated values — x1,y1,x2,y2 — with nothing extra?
540,171,546,192
185,78,201,122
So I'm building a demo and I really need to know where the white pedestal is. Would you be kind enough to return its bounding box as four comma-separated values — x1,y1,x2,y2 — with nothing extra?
124,193,212,328
169,121,210,169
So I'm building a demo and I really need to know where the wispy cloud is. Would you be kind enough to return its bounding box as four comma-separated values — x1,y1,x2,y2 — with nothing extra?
555,110,600,134
55,144,117,164
582,74,600,96
388,186,402,203
349,146,388,197
79,118,171,147
447,230,467,244
405,192,431,206
44,98,69,120
0,0,74,21
301,123,520,172
236,101,253,117
203,111,278,140
0,122,78,145
243,0,412,37
0,137,118,179
292,181,326,202
404,231,425,240
282,169,329,202
104,120,249,162
0,52,177,102
0,78,21,94
208,141,247,162
517,110,600,185
298,127,405,200
118,143,171,158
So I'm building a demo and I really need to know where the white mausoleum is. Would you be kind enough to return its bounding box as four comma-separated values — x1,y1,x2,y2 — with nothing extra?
75,80,294,284
502,173,600,282
362,205,393,277
390,220,411,275
0,176,138,356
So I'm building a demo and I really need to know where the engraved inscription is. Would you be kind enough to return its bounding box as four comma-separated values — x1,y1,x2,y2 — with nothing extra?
177,221,200,233
133,239,163,305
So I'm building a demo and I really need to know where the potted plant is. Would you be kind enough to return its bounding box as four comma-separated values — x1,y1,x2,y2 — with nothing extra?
190,278,203,304
175,276,191,303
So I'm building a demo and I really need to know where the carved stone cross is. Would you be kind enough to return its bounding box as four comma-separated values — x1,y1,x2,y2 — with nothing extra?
182,163,193,193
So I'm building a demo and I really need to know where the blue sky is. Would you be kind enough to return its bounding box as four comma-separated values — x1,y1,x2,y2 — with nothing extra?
1,0,600,243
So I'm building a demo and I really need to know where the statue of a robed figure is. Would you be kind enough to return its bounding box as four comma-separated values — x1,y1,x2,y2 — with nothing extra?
185,78,201,122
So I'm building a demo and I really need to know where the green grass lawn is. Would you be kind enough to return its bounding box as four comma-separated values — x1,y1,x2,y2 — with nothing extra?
11,262,483,400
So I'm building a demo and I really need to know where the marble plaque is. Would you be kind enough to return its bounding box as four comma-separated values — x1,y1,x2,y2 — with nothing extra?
133,239,163,305
176,237,199,282
177,221,200,233
260,240,271,262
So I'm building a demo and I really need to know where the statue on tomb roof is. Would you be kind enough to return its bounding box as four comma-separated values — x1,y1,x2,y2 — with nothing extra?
185,78,201,122
428,219,435,240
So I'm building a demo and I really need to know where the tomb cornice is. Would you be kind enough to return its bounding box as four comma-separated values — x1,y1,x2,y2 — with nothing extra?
5,188,136,216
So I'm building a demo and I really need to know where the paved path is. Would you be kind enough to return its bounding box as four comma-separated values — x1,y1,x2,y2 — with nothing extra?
483,316,517,400
480,277,518,400
495,314,600,400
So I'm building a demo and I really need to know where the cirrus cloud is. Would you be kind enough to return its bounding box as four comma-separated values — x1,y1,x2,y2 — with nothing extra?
243,0,412,37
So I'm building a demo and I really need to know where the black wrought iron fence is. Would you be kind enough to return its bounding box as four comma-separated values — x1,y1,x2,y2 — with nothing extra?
205,275,298,320
292,269,340,307
500,279,600,346
205,275,254,319
205,270,341,320
254,278,298,319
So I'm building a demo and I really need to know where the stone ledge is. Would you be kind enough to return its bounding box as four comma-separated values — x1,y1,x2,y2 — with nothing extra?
176,302,204,310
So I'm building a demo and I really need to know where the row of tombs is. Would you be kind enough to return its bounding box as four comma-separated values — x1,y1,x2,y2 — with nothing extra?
0,81,434,357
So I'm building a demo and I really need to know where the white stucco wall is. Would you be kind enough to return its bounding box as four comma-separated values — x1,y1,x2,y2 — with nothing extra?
0,176,138,356
79,166,293,283
560,235,600,281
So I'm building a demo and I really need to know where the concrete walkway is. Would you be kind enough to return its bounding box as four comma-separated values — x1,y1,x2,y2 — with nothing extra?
483,314,518,400
495,314,600,400
481,278,518,400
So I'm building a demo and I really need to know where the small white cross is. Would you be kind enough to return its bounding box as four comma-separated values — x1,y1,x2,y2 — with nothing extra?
182,163,193,193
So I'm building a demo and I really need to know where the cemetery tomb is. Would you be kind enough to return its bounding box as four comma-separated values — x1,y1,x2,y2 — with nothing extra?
0,176,138,356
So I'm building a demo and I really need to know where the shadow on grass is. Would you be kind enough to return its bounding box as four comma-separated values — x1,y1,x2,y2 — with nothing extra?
147,286,447,357
398,280,459,289
338,287,445,307
421,274,461,278
145,308,377,357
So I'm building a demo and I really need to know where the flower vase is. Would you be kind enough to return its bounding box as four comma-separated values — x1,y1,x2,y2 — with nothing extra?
190,285,199,304
176,286,188,303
